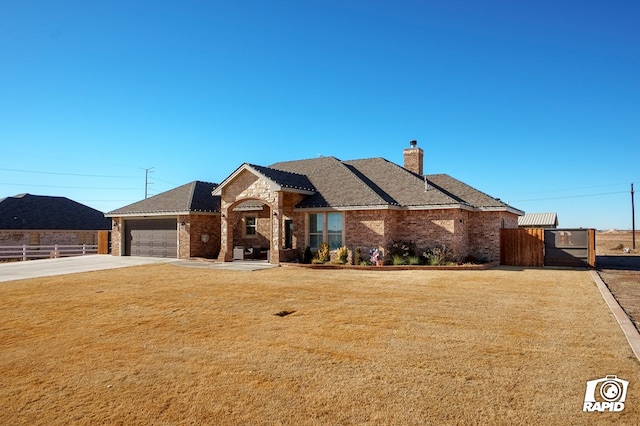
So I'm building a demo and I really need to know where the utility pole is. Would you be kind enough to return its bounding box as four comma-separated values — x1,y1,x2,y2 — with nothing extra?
632,183,636,250
142,167,154,199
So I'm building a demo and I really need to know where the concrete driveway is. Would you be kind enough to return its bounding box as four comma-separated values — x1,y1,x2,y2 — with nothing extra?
0,255,277,282
0,255,176,282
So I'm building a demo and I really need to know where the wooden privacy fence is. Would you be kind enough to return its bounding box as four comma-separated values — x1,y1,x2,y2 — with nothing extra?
500,228,545,267
97,231,110,254
500,228,595,267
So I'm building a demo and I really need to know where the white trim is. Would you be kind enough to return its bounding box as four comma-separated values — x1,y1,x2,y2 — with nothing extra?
294,204,522,214
105,211,220,218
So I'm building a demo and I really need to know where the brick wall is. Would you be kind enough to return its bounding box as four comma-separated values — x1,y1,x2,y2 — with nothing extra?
467,211,518,261
232,207,270,251
0,230,100,247
343,208,470,261
178,214,221,259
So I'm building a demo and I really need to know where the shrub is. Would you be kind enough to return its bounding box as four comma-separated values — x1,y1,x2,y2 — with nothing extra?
336,246,349,264
302,246,313,264
387,240,417,259
354,247,363,265
317,242,330,263
392,254,406,265
407,255,421,265
422,244,453,266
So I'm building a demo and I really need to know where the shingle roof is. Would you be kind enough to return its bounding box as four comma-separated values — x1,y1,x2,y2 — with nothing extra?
268,156,516,211
518,212,558,227
269,157,394,208
106,181,220,216
248,164,315,192
0,194,111,230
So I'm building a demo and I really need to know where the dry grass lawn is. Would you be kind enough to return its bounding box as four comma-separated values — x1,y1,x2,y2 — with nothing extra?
1,264,639,425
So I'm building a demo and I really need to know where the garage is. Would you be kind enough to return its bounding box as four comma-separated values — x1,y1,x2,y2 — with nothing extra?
125,219,178,258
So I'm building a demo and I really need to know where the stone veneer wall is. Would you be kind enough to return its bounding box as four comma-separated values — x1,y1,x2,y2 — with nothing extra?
218,170,280,262
111,219,122,256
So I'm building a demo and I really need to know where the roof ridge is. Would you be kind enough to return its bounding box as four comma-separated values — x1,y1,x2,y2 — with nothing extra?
342,160,398,205
427,174,512,208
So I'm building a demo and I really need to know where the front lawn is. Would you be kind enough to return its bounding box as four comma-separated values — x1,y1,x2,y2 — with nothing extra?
0,265,638,425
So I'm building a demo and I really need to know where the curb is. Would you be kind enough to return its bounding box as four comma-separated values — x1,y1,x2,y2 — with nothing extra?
280,261,499,271
590,270,640,362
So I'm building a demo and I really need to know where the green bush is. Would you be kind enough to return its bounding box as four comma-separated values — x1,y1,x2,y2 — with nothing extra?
392,254,406,265
407,255,421,265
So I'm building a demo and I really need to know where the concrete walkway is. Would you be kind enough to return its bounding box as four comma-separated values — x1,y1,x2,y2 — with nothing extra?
0,255,277,282
590,270,640,362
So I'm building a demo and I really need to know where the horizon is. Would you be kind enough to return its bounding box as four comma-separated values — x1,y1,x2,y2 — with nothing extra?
1,1,638,230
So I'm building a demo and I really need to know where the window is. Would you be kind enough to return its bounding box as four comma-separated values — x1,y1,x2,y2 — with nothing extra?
284,219,293,249
309,213,323,250
327,213,343,249
308,212,343,250
245,215,257,236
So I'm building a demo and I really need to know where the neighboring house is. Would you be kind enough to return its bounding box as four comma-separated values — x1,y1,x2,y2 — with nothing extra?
0,193,110,247
106,181,221,259
106,142,524,263
518,212,558,229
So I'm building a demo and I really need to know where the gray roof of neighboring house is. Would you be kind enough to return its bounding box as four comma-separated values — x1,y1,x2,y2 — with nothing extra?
0,193,111,230
105,181,220,216
268,156,517,211
518,212,558,227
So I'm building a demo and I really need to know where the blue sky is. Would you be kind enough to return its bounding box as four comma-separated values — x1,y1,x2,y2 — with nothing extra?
1,0,638,230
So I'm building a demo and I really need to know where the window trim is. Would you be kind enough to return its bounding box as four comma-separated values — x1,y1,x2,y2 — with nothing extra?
307,212,343,250
244,214,257,238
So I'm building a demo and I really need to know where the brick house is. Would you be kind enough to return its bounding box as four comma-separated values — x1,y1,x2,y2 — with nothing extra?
106,142,523,263
213,142,523,264
0,193,110,247
106,181,221,258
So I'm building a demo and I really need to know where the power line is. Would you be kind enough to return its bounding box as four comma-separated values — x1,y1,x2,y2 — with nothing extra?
507,182,631,197
510,191,628,203
142,167,154,199
0,167,138,179
0,182,139,190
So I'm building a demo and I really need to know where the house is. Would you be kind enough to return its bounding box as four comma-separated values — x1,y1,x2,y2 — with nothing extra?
0,193,110,247
107,142,524,263
518,212,558,229
106,181,221,258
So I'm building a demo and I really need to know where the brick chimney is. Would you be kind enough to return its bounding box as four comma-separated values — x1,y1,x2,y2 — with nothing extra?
403,140,423,175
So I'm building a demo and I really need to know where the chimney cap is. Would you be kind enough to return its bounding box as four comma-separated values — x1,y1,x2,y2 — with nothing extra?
409,140,417,147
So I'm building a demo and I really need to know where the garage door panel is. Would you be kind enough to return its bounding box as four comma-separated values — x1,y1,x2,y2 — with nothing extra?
125,219,177,258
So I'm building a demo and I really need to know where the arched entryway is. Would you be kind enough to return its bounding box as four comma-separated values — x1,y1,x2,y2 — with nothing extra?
227,199,273,261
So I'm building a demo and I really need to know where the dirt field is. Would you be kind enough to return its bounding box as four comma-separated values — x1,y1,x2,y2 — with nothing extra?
596,231,640,338
596,230,639,256
1,264,639,425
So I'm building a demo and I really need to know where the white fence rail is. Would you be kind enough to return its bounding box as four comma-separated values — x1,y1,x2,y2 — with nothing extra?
0,244,99,261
